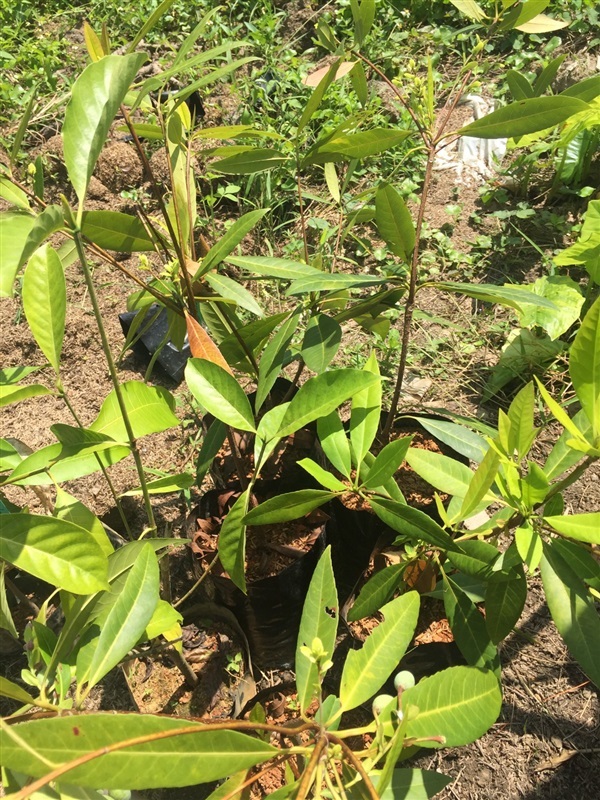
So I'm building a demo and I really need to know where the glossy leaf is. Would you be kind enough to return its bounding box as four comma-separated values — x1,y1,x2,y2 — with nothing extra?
22,244,66,373
540,542,600,687
446,540,499,579
459,96,588,139
204,271,264,318
298,458,347,492
307,129,411,163
506,69,534,101
339,592,419,710
0,714,277,789
506,382,537,458
515,523,543,572
443,576,499,673
55,488,113,557
543,513,600,545
370,498,460,551
298,59,341,133
211,148,288,174
349,352,381,468
347,563,404,622
243,490,335,526
196,419,227,485
405,448,474,498
7,441,130,486
0,676,36,706
185,311,232,373
81,543,159,691
186,359,255,432
372,768,453,800
552,538,600,592
317,410,352,479
91,381,179,441
226,255,321,280
275,370,379,439
0,212,35,297
0,514,108,593
196,209,268,276
121,472,194,496
296,547,338,712
569,295,600,437
218,489,249,593
402,666,501,747
286,272,388,295
517,275,583,341
80,211,156,251
351,0,375,45
255,309,301,411
448,0,487,21
375,183,415,262
435,281,557,312
0,383,52,407
301,313,342,374
0,176,30,209
63,53,147,204
485,563,527,643
457,446,500,521
362,437,412,490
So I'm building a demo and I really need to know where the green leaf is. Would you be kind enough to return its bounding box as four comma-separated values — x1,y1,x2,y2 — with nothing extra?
204,272,264,318
80,211,156,251
0,365,46,385
298,59,341,134
276,370,379,440
287,272,388,295
0,676,37,706
220,312,289,373
218,489,249,593
186,359,256,432
370,499,460,551
458,96,588,139
340,592,419,710
7,441,130,486
371,768,452,800
569,295,600,438
404,448,474,498
535,377,591,448
515,523,543,572
121,472,194,496
485,563,527,643
63,53,147,205
91,381,179,441
55,488,113,557
317,411,352,480
402,666,502,747
446,540,499,579
561,75,600,103
347,563,404,622
226,255,321,281
306,129,411,164
196,419,227,485
255,309,301,412
544,513,600,545
0,514,108,593
0,715,277,789
196,209,268,276
435,281,557,312
506,69,534,101
243,490,335,526
362,437,412,490
517,276,584,341
506,382,537,458
448,0,488,22
375,183,415,262
301,314,342,374
349,352,381,468
540,542,600,687
552,538,600,592
298,458,347,492
211,148,288,174
0,176,30,209
22,244,66,374
443,576,499,673
81,543,159,691
296,548,338,712
351,0,376,45
127,0,177,52
0,211,35,297
457,446,500,522
0,383,52,407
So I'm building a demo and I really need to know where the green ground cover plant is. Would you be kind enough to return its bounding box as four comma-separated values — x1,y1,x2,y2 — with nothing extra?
0,0,599,797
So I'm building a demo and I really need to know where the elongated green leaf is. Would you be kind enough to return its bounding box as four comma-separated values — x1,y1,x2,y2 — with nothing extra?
516,13,569,33
7,440,130,486
287,272,388,295
121,472,194,496
256,309,301,412
82,543,159,690
552,538,600,592
55,488,113,557
301,313,341,374
307,129,411,163
254,403,289,475
340,592,419,710
499,0,551,30
448,0,488,21
211,148,288,174
0,365,45,385
506,69,534,101
362,437,412,490
226,255,320,281
196,419,227,485
0,383,52,407
0,676,37,706
0,211,34,297
349,352,381,468
0,176,30,210
518,275,584,341
561,75,600,103
370,498,460,551
405,448,474,498
243,490,335,526
0,714,277,789
443,576,499,673
540,542,600,687
220,312,288,373
298,458,348,492
127,0,177,52
485,564,527,643
91,381,179,441
371,768,452,800
506,382,537,458
446,540,499,579
197,209,268,276
317,410,352,479
435,281,557,312
544,513,600,544
276,370,379,439
218,489,249,593
80,211,156,251
298,59,340,134
0,514,108,593
347,563,404,622
186,359,255,432
296,548,338,712
515,523,543,572
570,295,600,437
458,446,500,521
22,244,66,373
403,666,501,747
64,53,147,204
535,377,591,447
375,183,415,262
204,272,264,318
459,96,588,139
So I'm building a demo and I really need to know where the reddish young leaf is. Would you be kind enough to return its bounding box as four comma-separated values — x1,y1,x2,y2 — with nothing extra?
184,310,232,374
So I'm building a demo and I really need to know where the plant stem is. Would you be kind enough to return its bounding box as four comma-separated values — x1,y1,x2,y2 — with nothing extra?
70,227,157,535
